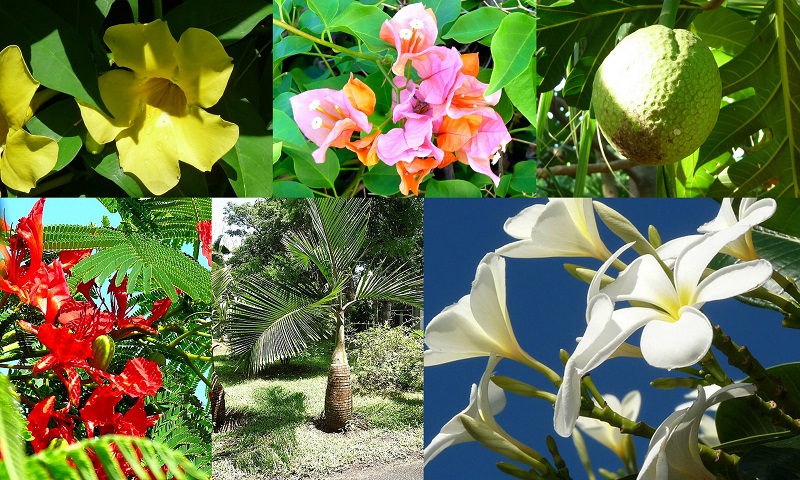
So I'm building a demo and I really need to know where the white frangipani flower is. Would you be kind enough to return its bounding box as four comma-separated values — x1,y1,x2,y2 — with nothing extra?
657,198,775,264
496,199,613,260
554,224,772,437
676,385,724,447
423,355,505,465
575,391,641,459
424,253,534,367
638,383,756,480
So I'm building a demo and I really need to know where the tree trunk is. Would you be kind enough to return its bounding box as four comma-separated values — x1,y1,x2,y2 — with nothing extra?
324,310,352,430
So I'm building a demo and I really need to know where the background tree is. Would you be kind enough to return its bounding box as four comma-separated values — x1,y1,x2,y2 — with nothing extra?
221,199,423,430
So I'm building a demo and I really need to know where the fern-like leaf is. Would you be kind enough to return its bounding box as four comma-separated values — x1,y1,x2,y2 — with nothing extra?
21,434,208,480
0,375,27,480
69,233,211,303
43,225,127,250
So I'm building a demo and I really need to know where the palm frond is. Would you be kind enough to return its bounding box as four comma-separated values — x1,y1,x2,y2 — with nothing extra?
351,261,424,308
226,275,341,372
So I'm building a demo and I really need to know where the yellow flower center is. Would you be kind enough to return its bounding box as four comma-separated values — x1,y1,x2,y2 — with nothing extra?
141,78,187,116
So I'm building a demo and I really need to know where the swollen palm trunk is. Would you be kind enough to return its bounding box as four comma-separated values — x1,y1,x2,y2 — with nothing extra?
324,317,352,430
211,368,226,432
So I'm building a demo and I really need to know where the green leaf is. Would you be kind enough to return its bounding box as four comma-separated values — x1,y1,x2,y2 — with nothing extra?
273,36,314,64
330,3,391,53
25,99,84,171
307,0,349,27
0,0,107,113
293,148,340,189
503,59,538,124
495,172,513,197
164,0,271,45
692,7,756,57
414,0,461,29
362,161,401,195
272,181,315,197
763,201,800,238
272,108,311,156
85,152,147,197
487,13,537,96
537,0,700,109
442,7,507,43
0,375,27,480
737,436,800,479
70,231,211,302
219,96,272,197
273,141,283,163
43,224,127,250
424,179,483,197
510,160,538,193
716,363,800,443
697,0,800,197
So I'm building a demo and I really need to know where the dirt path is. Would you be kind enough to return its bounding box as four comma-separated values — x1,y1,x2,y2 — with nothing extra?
327,459,423,480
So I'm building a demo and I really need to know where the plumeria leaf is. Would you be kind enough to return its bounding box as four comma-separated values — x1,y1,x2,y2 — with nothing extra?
0,0,107,114
716,363,800,443
164,0,271,45
737,435,800,479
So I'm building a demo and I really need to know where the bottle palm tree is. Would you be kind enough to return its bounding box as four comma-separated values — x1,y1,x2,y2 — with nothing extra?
223,199,423,430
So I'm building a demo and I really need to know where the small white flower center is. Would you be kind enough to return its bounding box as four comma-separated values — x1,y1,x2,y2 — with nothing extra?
311,117,323,129
409,19,424,30
308,99,321,111
673,129,681,135
399,29,413,40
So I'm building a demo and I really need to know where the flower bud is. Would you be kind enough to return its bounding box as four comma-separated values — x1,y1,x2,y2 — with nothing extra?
84,134,105,155
149,352,167,366
88,335,115,371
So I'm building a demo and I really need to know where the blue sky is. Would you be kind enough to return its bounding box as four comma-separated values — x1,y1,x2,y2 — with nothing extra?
424,199,796,479
0,198,121,227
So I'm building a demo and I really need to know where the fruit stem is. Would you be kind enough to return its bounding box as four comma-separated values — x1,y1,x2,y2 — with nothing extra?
657,0,680,28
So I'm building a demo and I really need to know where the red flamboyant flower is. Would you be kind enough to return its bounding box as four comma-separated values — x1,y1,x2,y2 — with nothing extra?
107,276,172,337
196,220,212,267
0,198,71,323
33,323,96,405
27,396,76,452
111,358,163,397
59,249,93,274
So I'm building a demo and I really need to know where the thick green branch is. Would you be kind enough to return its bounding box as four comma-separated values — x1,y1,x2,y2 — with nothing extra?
699,445,739,477
713,325,800,418
657,0,681,28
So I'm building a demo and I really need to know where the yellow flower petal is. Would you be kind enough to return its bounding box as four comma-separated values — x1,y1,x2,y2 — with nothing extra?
116,104,181,195
77,69,143,144
173,28,233,108
0,45,39,129
172,106,239,171
104,19,178,79
1,128,57,192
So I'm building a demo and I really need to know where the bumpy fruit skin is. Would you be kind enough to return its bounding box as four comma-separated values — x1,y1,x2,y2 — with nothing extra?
88,335,115,371
592,25,721,165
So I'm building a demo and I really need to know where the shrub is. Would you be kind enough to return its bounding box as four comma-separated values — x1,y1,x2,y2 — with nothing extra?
351,326,423,393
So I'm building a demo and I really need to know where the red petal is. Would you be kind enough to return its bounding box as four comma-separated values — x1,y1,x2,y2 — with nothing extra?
81,385,123,433
59,249,93,274
112,358,162,397
196,220,212,267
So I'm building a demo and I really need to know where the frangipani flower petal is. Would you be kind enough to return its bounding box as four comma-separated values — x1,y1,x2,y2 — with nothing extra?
498,199,612,260
639,306,712,369
698,198,776,261
104,20,178,79
692,259,772,305
424,253,530,366
2,129,58,192
173,28,234,108
601,254,678,315
638,383,756,480
424,356,505,465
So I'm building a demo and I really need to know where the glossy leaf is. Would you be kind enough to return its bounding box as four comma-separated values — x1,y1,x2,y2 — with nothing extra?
272,181,315,198
274,36,314,64
0,0,107,113
692,7,756,57
219,96,272,197
503,59,538,125
737,436,800,479
510,160,538,194
442,7,507,43
424,179,482,197
294,149,340,190
330,3,391,53
362,162,401,195
486,13,537,96
164,0,271,45
25,99,84,171
85,152,147,197
414,0,461,29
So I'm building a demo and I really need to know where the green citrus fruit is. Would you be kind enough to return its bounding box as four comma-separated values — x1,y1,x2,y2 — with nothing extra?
592,25,721,166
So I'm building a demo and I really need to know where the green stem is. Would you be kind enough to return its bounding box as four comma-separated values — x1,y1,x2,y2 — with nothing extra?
586,400,656,439
657,0,681,28
698,350,732,386
168,324,210,348
713,325,800,418
698,445,739,478
341,163,366,198
771,270,800,305
153,0,162,19
273,19,382,63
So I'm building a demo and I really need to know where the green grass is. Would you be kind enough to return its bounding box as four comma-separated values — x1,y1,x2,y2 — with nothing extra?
211,347,423,480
